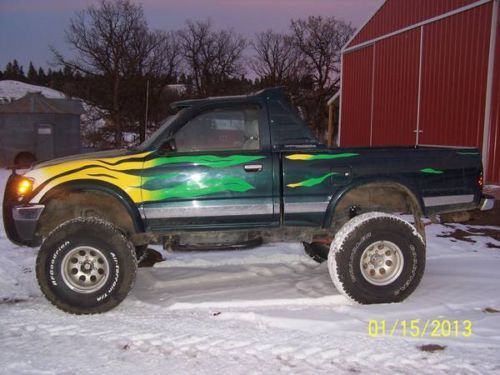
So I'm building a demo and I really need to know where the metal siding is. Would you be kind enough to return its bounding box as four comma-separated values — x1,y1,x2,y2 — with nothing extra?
371,29,420,146
339,46,373,147
349,0,480,47
487,3,500,182
0,112,82,165
419,4,492,147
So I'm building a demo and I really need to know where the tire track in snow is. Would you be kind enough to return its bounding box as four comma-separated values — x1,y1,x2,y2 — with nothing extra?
4,313,494,374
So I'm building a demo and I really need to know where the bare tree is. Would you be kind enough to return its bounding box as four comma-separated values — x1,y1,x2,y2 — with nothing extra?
52,0,181,146
290,16,353,92
178,19,247,97
289,16,354,139
250,30,305,87
122,30,182,142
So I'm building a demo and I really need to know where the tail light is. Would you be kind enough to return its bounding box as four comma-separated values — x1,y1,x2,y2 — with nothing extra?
478,172,484,190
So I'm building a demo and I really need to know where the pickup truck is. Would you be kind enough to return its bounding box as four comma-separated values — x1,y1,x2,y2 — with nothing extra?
3,87,494,314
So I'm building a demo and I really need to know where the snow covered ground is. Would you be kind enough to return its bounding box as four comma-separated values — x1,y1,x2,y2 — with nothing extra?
1,168,500,374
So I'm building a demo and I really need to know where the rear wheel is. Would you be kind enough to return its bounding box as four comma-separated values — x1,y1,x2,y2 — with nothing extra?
36,217,137,314
328,212,425,304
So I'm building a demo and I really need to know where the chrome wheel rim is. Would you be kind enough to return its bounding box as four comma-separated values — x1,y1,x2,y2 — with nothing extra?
61,246,110,293
360,241,404,286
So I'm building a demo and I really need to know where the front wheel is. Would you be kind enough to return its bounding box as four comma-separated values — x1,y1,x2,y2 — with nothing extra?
36,217,137,314
328,213,425,304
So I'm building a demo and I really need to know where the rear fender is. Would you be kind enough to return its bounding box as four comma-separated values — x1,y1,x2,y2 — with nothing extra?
323,178,425,240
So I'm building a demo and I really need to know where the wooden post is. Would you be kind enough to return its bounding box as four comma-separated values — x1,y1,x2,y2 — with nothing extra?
327,104,334,147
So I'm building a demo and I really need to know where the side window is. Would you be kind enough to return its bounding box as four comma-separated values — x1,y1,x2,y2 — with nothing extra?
175,106,260,152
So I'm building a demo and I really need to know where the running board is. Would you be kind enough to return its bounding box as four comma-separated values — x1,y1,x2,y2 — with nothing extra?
168,238,263,252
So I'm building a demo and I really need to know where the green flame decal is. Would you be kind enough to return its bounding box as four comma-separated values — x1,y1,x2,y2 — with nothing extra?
152,155,265,168
142,176,255,201
457,151,480,156
420,168,444,174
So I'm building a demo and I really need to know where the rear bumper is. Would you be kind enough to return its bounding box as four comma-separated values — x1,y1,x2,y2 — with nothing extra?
480,195,495,211
2,174,43,247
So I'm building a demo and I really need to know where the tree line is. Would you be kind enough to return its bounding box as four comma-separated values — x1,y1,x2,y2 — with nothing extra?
0,59,79,90
0,0,354,148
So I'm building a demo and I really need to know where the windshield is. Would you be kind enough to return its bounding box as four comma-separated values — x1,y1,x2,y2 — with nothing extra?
137,112,180,151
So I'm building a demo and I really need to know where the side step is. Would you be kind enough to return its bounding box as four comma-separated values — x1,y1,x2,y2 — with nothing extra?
165,237,263,252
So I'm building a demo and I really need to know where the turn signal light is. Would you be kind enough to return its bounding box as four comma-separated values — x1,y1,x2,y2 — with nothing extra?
478,173,484,190
17,178,33,196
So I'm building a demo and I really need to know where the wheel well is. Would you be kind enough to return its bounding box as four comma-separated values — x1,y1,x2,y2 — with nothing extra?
328,182,426,241
37,190,138,239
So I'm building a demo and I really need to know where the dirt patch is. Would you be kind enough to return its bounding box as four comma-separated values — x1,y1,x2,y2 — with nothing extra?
138,248,165,267
438,228,477,243
439,200,500,246
438,225,500,246
438,192,500,245
0,297,29,305
465,200,500,227
418,344,446,353
483,307,500,313
484,185,500,200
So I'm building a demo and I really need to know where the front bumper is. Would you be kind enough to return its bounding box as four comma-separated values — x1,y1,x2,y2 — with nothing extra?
480,195,495,211
3,174,43,246
11,204,44,243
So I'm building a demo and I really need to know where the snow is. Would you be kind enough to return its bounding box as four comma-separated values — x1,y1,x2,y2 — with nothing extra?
0,80,66,102
1,168,500,374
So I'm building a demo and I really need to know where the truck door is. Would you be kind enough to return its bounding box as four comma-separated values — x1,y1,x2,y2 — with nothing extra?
142,103,277,230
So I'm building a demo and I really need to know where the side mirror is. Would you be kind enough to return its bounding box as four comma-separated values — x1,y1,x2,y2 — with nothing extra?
159,138,177,154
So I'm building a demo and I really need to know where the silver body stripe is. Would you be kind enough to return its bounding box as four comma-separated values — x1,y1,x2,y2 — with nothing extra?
285,201,330,214
143,204,274,219
423,194,474,207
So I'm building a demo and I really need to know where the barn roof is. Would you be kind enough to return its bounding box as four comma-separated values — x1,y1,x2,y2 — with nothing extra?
0,92,85,115
345,0,485,50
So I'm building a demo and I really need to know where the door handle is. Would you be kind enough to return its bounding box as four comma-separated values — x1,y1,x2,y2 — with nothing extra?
244,164,263,172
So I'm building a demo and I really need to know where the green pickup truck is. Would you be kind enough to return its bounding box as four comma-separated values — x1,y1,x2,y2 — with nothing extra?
3,87,494,314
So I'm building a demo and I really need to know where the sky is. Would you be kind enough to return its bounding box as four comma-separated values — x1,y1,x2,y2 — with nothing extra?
0,0,384,71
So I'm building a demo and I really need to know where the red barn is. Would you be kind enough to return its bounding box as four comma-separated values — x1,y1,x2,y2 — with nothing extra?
338,0,500,183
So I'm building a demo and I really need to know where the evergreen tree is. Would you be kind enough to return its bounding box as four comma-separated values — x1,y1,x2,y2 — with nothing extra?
18,66,26,81
37,67,46,85
63,65,73,79
4,61,14,79
27,62,38,83
12,60,21,75
3,59,27,81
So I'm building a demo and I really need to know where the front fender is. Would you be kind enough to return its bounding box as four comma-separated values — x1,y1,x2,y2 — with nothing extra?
39,180,145,233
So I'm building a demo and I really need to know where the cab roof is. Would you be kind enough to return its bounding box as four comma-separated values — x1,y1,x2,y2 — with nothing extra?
170,87,286,110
